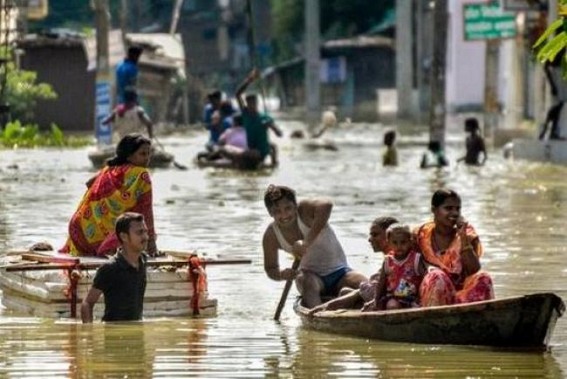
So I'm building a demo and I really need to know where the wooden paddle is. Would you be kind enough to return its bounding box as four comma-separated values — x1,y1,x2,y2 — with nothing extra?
2,257,252,271
274,259,300,321
152,137,188,170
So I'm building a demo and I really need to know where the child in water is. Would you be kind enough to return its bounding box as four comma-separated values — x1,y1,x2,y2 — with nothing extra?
420,140,449,169
382,130,398,166
457,117,487,166
363,224,426,311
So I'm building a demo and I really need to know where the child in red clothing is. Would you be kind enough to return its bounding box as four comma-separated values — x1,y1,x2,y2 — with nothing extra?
365,224,426,311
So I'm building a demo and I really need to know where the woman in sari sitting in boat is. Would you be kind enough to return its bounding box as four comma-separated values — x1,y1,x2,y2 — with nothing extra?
414,188,494,306
60,134,158,257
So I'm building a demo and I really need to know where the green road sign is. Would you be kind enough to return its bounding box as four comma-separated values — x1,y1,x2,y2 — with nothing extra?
464,2,517,41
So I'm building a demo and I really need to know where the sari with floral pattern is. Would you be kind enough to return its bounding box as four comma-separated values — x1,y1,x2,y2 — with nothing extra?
414,221,494,306
60,164,154,256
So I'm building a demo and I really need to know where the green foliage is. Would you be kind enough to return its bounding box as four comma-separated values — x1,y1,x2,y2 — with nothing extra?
4,61,58,123
533,0,567,76
270,0,394,62
534,18,567,63
0,121,91,148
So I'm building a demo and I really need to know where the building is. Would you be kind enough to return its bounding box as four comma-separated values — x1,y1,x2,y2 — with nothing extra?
17,30,186,132
264,36,395,122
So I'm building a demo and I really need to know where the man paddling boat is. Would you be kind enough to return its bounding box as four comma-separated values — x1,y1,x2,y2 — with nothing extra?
262,185,366,308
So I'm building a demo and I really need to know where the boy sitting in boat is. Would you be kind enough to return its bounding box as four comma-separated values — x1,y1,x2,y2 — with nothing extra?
103,89,153,143
363,224,427,311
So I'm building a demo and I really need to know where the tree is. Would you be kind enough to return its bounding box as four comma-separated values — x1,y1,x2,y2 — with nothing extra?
271,0,394,61
2,60,57,123
534,0,567,75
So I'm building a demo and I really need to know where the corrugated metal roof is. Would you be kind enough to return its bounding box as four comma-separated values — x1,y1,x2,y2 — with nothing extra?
127,33,186,71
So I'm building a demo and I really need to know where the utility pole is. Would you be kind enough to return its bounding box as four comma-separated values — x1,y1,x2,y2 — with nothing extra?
120,0,128,43
483,40,500,145
93,0,112,146
170,0,183,35
429,0,448,146
396,0,413,120
305,0,320,128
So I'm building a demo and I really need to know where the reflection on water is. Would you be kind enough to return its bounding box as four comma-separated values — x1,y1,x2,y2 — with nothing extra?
0,122,566,377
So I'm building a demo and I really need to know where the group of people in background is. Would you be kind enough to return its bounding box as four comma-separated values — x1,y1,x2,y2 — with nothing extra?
261,185,494,314
381,117,487,169
199,69,282,169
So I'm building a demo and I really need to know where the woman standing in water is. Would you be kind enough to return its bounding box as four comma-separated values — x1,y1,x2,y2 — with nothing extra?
60,134,157,257
414,189,494,306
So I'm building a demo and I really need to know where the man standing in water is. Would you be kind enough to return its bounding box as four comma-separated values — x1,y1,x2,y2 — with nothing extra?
81,212,148,323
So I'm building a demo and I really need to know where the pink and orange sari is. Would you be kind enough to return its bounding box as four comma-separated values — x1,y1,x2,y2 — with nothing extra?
60,164,154,256
415,222,494,306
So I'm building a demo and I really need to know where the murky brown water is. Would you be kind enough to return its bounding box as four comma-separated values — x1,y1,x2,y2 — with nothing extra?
0,120,566,378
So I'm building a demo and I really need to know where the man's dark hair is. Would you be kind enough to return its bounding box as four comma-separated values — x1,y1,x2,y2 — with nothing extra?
208,90,222,101
465,117,480,133
115,212,145,242
127,46,143,61
383,130,396,146
264,185,297,209
372,216,399,230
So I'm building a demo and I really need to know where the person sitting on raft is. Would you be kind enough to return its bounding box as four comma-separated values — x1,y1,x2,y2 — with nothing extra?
414,188,494,306
60,134,158,257
103,89,153,143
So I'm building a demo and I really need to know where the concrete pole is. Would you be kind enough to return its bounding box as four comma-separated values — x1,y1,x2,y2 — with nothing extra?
429,0,448,146
396,0,413,120
483,39,500,146
120,0,128,43
170,0,184,35
94,0,112,145
305,0,320,128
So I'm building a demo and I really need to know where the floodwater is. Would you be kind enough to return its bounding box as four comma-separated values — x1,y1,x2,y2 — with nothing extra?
0,119,566,378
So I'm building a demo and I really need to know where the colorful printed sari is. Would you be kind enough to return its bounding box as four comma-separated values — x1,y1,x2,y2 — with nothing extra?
415,221,494,306
60,164,154,256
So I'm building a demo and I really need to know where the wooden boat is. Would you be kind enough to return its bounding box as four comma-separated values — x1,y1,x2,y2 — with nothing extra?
88,146,174,169
194,157,276,171
294,293,565,348
0,250,249,319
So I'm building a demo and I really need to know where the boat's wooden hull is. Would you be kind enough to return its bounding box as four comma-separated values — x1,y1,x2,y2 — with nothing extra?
294,293,565,348
0,252,217,319
88,148,174,169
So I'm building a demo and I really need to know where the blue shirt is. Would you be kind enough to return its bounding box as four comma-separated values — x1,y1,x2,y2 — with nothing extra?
116,59,138,104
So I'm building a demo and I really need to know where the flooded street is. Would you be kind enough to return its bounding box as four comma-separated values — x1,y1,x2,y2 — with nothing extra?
0,120,566,378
